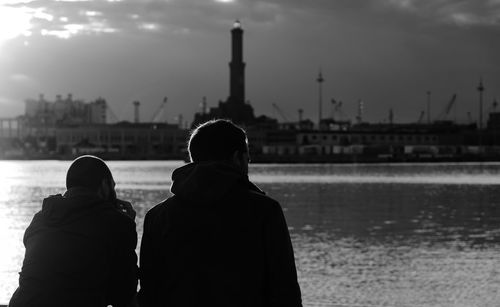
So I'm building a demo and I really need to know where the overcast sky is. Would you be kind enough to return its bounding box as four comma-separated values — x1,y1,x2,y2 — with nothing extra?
1,0,499,124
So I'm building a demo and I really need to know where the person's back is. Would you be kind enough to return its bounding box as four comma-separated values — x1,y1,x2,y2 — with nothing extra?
9,155,138,307
138,120,302,307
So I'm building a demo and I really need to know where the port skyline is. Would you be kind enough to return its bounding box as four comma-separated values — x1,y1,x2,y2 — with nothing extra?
1,0,499,125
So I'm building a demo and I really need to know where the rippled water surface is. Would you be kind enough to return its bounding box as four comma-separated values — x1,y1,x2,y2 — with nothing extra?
1,161,500,306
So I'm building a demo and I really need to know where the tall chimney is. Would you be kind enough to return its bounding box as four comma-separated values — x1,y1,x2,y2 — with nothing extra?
178,114,183,128
202,96,207,114
133,101,140,123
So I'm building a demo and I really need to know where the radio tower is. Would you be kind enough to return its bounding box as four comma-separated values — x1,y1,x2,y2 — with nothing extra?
478,78,485,130
426,91,431,124
316,70,324,129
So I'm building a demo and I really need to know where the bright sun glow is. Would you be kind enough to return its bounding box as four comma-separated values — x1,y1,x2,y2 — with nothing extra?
0,4,115,41
0,6,33,43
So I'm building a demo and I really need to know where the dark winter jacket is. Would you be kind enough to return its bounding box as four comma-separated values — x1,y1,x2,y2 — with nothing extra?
9,187,138,307
138,161,302,307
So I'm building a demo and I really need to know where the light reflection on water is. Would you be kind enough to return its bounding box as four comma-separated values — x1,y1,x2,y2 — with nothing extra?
268,181,500,306
2,161,500,306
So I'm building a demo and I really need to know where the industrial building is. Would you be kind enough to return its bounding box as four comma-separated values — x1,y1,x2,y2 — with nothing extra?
25,94,107,126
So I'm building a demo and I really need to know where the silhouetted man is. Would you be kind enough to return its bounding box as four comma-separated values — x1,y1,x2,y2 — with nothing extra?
138,119,302,307
9,155,138,307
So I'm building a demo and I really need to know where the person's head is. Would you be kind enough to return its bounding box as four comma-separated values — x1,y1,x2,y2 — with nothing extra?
66,155,116,201
188,119,250,174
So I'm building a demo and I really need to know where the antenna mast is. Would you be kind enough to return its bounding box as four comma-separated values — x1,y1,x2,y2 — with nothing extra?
478,78,485,130
426,91,431,124
316,70,324,129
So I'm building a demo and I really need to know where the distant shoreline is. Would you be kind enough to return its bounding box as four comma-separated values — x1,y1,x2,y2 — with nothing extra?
1,155,500,164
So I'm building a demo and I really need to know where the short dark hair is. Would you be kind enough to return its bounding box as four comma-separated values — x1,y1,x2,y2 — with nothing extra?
66,155,113,190
188,119,248,162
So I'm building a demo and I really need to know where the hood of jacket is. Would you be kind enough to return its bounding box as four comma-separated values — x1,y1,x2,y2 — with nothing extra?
39,187,110,226
170,161,264,204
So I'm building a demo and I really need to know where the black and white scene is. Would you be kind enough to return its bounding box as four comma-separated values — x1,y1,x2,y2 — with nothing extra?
1,0,500,306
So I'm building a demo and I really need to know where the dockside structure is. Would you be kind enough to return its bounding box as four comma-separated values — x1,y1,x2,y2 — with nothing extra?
55,122,188,160
248,120,500,162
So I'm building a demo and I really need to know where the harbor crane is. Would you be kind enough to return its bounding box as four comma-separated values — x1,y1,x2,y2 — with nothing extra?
272,103,289,122
106,104,120,124
487,99,498,114
151,97,168,123
417,111,425,124
331,99,345,121
435,94,457,121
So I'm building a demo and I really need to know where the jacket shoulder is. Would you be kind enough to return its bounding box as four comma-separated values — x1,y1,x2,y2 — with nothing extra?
246,189,277,204
143,197,179,223
146,197,175,214
96,205,136,234
242,188,285,216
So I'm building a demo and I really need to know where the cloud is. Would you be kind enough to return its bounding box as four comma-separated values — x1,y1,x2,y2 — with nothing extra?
9,73,33,83
382,0,500,27
4,0,499,43
2,0,290,41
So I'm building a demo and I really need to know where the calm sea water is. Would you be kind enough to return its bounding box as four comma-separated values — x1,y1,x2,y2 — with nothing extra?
1,161,500,306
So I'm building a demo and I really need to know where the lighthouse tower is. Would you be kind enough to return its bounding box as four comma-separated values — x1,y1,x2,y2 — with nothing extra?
229,20,245,105
192,20,255,126
221,20,255,124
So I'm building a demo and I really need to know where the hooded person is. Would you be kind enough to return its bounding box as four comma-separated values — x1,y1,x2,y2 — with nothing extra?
138,119,302,307
9,155,138,307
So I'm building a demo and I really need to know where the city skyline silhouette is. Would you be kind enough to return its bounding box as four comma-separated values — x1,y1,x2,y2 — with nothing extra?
1,0,499,125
